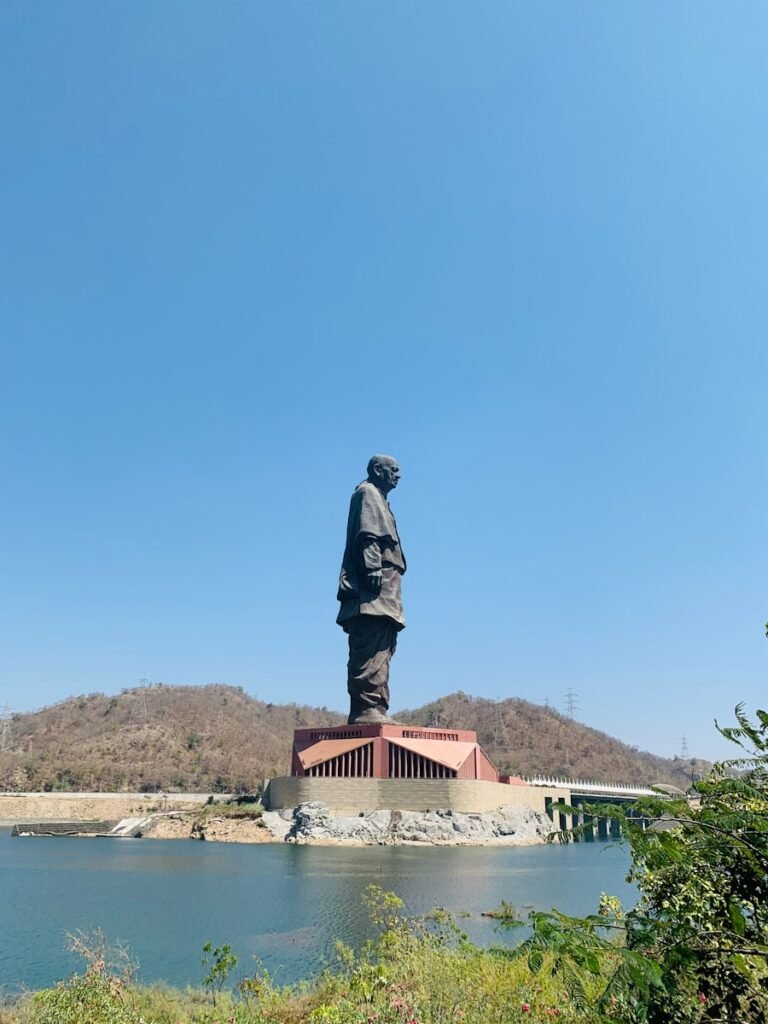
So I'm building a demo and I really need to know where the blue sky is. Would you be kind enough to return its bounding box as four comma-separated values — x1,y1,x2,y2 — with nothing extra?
1,3,766,763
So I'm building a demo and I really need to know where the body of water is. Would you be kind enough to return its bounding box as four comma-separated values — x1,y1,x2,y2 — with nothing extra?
1,830,634,993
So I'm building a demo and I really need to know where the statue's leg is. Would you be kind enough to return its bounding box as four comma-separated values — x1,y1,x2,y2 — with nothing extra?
346,616,397,724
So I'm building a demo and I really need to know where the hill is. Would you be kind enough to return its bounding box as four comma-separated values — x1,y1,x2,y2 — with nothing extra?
397,692,707,790
0,685,705,793
0,685,344,794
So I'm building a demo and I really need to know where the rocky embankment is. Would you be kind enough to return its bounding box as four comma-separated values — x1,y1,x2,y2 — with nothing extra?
282,801,552,845
145,801,553,846
144,812,274,843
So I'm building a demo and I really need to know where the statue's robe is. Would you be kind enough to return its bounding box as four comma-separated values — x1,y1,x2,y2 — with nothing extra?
337,481,406,629
336,481,406,720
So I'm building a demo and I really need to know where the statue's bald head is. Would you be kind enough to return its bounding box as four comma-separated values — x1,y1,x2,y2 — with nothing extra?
366,454,400,495
367,454,397,476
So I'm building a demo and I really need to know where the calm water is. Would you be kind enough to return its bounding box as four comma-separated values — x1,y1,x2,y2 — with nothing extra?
0,830,634,994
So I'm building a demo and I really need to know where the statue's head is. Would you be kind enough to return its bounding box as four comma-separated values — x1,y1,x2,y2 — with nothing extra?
367,454,400,495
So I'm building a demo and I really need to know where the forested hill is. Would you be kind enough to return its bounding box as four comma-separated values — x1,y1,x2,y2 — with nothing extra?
0,684,705,793
398,693,708,791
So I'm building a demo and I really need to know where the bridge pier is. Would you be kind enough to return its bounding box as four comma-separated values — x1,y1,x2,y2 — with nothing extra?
626,807,649,831
572,801,584,842
583,807,595,842
558,797,571,833
545,796,573,834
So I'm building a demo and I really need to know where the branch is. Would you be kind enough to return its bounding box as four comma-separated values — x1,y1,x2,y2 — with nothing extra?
663,816,768,866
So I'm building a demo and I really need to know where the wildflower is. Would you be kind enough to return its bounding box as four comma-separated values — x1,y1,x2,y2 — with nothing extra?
699,994,707,1004
521,1005,531,1013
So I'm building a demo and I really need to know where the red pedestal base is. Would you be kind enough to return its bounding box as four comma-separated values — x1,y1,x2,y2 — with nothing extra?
291,722,499,782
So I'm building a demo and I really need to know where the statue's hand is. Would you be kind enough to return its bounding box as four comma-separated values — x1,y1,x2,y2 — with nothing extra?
365,571,383,594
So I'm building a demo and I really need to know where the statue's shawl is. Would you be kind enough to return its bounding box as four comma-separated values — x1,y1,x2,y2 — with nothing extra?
355,482,397,546
342,481,403,566
337,481,406,629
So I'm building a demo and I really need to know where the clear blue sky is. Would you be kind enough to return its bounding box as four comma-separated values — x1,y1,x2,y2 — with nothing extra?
1,3,766,763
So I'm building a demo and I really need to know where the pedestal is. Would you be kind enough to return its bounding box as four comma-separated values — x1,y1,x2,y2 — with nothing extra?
291,722,499,781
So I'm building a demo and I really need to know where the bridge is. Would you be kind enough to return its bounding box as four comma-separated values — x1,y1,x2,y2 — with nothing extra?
522,776,664,840
524,776,659,799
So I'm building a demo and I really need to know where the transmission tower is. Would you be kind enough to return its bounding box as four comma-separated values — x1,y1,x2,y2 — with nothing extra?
0,703,13,752
680,735,690,759
564,688,580,720
494,703,511,748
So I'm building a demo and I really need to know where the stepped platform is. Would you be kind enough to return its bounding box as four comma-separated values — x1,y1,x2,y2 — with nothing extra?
12,820,117,836
12,816,150,838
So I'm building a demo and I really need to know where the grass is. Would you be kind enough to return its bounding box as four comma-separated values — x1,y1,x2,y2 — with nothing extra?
196,798,265,823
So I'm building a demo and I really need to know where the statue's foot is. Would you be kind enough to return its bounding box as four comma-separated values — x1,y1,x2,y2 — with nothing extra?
348,707,396,725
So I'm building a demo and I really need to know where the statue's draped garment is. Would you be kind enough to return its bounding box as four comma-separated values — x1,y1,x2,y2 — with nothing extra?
337,481,406,720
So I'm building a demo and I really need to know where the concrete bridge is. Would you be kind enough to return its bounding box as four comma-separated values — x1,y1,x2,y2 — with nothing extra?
524,776,659,799
523,776,662,840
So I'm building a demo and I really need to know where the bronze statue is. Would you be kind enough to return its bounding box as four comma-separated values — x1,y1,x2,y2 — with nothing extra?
337,455,406,724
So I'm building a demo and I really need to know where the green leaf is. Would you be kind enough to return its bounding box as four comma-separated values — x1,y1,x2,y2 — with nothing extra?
728,900,747,936
527,948,544,973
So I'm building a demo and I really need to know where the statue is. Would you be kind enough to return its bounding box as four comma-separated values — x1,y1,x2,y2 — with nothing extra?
337,455,406,724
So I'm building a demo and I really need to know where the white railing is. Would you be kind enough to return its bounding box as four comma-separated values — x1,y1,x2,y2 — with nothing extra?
523,776,657,797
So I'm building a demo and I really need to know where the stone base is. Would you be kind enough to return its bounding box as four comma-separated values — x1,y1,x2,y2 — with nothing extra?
262,776,571,816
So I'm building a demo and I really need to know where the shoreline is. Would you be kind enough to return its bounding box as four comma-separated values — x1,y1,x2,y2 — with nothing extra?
1,793,555,847
143,801,554,846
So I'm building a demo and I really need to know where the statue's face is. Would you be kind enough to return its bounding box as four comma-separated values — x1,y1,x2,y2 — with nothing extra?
373,459,400,493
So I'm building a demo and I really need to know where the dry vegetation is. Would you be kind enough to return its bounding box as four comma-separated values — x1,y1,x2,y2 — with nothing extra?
0,684,343,793
0,684,704,793
397,692,707,790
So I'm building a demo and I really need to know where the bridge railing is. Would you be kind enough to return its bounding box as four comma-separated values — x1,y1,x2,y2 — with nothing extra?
522,776,657,797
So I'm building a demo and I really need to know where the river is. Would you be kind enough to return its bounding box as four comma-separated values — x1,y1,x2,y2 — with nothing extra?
0,830,634,994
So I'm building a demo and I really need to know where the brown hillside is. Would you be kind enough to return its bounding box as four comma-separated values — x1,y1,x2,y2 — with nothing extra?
0,684,343,794
397,692,706,791
0,685,705,793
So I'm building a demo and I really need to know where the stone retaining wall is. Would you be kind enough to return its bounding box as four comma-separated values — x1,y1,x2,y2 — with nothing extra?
263,777,570,815
0,792,229,825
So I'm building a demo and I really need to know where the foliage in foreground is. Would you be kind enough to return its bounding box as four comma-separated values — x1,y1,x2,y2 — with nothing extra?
619,704,768,1022
3,705,768,1023
543,703,768,1022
